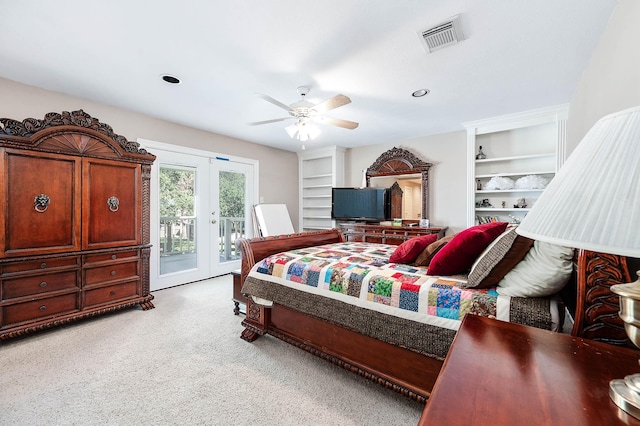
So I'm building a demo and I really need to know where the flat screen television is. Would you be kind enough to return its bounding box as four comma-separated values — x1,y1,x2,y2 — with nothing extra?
331,187,389,222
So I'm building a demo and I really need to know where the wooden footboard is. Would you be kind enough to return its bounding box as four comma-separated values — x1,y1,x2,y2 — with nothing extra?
242,300,440,402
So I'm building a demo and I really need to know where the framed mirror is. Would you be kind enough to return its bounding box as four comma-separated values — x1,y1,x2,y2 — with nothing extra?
365,147,432,222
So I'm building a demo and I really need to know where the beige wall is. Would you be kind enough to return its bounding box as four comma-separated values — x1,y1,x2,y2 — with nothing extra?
0,77,301,229
567,0,640,152
346,131,468,234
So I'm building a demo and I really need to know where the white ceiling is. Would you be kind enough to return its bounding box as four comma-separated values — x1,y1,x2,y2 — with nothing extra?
0,0,618,152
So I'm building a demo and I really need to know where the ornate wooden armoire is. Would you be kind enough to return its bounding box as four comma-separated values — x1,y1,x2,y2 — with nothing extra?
0,110,155,339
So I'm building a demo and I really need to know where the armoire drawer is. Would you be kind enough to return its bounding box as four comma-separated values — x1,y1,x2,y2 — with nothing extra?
1,293,79,327
85,261,139,285
1,270,79,301
84,280,139,308
1,256,80,276
84,250,139,264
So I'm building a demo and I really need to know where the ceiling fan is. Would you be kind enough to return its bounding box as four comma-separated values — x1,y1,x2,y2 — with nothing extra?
248,86,359,142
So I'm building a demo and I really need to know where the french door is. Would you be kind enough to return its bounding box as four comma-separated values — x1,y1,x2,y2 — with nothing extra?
141,140,256,290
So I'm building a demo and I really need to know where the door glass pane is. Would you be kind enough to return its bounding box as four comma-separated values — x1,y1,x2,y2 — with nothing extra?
159,165,197,275
218,170,246,262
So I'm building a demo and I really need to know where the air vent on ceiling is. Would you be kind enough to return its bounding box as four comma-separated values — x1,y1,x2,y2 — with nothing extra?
418,15,464,53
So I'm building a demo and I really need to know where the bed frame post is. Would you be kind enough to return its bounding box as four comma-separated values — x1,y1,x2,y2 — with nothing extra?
572,249,634,348
240,297,270,342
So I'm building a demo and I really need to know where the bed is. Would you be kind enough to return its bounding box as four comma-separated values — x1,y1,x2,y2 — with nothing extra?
237,227,635,402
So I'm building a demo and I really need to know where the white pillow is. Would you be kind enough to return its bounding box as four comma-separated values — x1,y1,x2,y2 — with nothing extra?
496,240,573,297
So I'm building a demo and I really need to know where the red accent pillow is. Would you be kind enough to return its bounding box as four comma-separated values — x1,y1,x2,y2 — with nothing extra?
427,222,509,276
389,234,439,264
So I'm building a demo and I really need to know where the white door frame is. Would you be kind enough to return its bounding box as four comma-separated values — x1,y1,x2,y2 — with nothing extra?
139,139,258,290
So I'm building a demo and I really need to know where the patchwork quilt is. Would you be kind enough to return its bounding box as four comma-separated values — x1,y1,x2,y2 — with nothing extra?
247,241,516,332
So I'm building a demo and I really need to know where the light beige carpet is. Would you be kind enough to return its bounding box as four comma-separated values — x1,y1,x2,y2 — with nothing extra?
0,275,423,425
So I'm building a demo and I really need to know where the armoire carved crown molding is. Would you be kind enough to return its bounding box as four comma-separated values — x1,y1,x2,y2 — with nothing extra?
0,109,150,155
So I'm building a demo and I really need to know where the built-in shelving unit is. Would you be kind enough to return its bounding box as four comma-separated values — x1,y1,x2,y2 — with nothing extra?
464,105,568,227
298,146,345,231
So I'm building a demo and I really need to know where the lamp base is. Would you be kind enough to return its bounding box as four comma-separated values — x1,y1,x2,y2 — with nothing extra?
610,375,640,419
610,272,640,419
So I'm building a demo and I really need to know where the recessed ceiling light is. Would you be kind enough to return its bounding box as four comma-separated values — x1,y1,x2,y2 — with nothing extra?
161,74,181,84
412,89,430,97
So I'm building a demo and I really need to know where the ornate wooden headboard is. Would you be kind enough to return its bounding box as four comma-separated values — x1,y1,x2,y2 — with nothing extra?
572,250,636,349
365,147,432,221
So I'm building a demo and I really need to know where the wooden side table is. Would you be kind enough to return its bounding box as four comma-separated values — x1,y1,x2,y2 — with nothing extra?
419,314,640,425
231,269,246,315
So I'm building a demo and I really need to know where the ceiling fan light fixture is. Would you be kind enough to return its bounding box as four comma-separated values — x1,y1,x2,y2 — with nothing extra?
412,89,430,97
285,123,298,138
285,120,321,142
307,124,321,140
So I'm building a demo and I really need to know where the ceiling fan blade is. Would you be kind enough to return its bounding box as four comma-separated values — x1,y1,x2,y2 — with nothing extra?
311,94,352,114
318,116,359,130
255,94,292,112
247,117,292,126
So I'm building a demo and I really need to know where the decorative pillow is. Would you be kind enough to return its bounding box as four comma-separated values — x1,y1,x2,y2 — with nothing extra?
461,227,534,289
496,240,574,297
388,234,438,264
427,222,508,276
413,235,455,266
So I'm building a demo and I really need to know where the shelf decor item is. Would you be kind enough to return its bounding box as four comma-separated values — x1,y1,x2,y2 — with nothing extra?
508,214,521,224
515,174,549,189
484,176,515,190
475,145,487,160
515,105,640,419
513,198,527,208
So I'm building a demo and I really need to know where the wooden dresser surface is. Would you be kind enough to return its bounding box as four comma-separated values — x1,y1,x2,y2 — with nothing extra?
419,315,640,425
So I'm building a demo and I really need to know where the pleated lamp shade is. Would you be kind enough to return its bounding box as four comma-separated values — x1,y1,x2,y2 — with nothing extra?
516,105,640,258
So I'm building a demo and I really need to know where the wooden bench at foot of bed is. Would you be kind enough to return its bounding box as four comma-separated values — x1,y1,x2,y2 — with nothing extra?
236,228,636,402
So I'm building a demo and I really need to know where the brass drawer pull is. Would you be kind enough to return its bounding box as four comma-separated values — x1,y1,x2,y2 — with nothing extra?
34,194,50,213
39,281,47,288
107,196,119,212
39,305,46,311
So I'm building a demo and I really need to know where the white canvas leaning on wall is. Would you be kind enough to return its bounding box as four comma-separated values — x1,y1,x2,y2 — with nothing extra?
254,204,295,237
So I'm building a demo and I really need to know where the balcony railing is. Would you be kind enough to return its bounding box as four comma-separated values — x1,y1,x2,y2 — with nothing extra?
219,217,245,261
159,215,245,262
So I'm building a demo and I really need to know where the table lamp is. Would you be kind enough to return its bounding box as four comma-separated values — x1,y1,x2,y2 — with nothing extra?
515,105,640,418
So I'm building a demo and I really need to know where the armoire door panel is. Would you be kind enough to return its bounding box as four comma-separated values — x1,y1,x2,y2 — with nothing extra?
83,159,141,249
2,150,81,257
